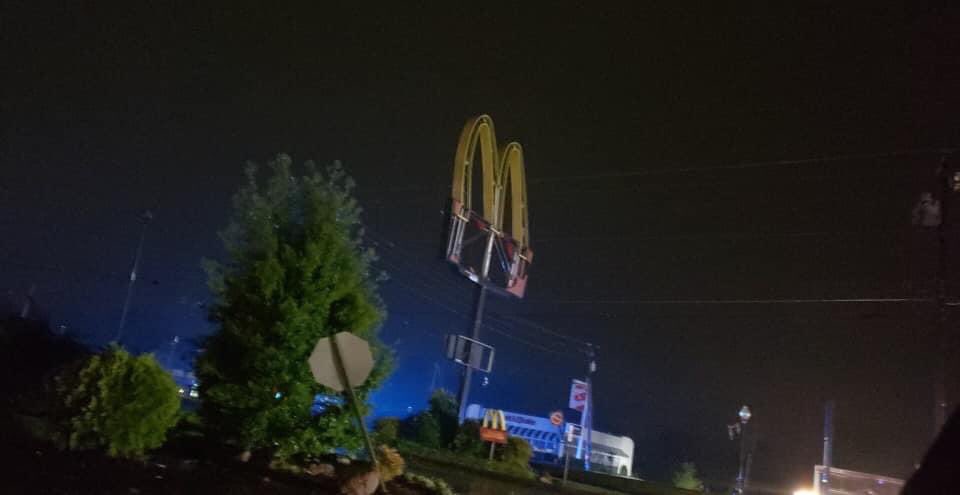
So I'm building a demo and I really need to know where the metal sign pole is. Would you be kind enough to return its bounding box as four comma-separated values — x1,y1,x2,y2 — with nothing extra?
584,347,596,471
456,231,496,423
329,332,387,493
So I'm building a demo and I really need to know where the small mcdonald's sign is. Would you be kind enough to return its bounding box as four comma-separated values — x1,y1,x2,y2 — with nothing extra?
479,408,508,444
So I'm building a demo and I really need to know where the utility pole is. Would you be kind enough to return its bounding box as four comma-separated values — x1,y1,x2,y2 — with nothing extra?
736,422,747,494
583,344,597,471
732,405,752,495
562,423,573,486
911,153,955,438
456,230,496,423
933,154,953,437
821,400,835,491
115,210,153,344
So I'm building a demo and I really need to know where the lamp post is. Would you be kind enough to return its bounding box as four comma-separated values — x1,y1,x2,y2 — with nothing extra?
734,405,752,494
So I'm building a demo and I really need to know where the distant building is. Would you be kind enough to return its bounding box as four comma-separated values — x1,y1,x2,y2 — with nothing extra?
169,368,199,399
465,404,635,477
813,465,904,495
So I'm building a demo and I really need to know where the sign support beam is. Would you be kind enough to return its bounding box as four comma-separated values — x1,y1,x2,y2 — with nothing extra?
328,333,387,494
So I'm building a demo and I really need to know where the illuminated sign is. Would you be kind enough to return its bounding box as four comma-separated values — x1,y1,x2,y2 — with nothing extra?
480,408,509,444
446,115,533,297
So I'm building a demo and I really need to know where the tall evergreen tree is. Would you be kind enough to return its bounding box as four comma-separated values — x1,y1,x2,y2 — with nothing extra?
196,154,390,460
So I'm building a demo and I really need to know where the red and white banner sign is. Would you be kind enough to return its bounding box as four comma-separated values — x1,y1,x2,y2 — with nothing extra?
569,379,589,412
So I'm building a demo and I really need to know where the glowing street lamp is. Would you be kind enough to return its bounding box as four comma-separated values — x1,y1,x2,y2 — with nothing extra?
739,405,752,424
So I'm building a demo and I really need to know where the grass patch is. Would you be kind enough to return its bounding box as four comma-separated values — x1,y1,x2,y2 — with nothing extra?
397,440,535,480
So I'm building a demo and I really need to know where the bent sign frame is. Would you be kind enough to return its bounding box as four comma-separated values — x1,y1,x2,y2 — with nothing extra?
446,115,533,298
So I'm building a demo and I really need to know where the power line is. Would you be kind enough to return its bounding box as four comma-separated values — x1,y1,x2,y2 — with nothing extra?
367,230,595,352
486,312,591,348
368,244,584,357
535,229,906,243
535,296,933,305
529,148,955,184
383,274,579,358
368,232,704,396
0,258,125,284
364,225,913,247
354,148,955,192
368,231,932,307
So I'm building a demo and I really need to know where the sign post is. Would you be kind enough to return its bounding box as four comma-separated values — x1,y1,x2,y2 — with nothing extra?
480,408,508,460
445,116,535,424
562,423,578,486
569,379,591,465
308,332,385,493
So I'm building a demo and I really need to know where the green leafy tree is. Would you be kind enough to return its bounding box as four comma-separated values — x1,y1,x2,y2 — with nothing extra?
195,154,390,460
672,462,705,492
56,345,180,458
427,389,459,447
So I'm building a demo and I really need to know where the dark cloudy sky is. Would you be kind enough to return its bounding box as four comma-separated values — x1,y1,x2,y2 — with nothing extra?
2,2,959,490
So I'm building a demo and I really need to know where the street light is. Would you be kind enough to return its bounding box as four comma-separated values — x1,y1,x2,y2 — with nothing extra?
734,405,752,495
739,405,752,423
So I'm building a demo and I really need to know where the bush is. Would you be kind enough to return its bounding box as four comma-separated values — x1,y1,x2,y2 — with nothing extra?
672,462,704,491
397,440,535,480
427,389,459,447
376,444,405,481
374,417,400,446
412,412,442,448
451,420,484,457
56,345,180,458
499,437,533,468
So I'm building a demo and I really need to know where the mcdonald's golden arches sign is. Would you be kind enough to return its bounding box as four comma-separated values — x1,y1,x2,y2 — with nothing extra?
479,408,508,444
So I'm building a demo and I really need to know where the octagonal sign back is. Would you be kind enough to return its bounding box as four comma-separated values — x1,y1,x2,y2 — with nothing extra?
308,331,374,392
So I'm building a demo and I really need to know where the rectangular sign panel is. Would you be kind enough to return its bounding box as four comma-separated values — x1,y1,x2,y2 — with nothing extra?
480,427,509,444
569,379,588,412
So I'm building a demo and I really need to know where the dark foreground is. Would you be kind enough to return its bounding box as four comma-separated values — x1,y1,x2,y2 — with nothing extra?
2,427,438,495
4,435,336,494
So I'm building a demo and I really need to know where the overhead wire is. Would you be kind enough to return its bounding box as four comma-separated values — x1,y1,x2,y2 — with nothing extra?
528,148,955,184
535,297,934,305
485,312,591,348
366,226,933,325
355,148,955,192
366,228,594,350
381,273,580,358
365,237,585,359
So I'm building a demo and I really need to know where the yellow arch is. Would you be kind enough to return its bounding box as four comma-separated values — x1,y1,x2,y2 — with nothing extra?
482,408,507,431
450,115,530,255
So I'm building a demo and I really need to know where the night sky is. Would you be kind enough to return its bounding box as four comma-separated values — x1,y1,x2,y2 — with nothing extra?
3,3,959,491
